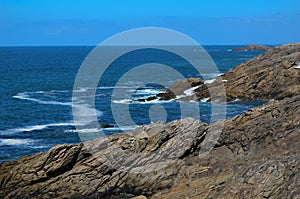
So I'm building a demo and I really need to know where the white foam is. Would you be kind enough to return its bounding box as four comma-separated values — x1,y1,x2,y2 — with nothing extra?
223,79,228,82
0,122,74,135
183,85,201,96
294,63,300,69
13,92,72,106
133,89,160,95
201,98,210,102
112,99,132,104
0,138,33,146
204,79,216,84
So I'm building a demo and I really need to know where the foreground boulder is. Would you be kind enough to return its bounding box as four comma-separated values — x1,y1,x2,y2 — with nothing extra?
1,95,299,198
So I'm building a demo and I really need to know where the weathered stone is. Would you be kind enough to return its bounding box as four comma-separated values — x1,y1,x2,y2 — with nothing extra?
1,95,299,198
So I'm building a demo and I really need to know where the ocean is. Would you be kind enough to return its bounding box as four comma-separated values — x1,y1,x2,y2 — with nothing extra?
0,46,266,161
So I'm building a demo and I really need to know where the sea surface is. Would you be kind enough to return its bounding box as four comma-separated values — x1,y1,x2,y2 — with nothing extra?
0,46,266,161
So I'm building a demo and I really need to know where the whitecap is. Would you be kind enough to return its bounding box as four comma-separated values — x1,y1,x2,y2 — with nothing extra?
204,79,216,84
201,98,210,102
13,92,72,106
112,99,133,104
0,122,74,135
183,85,201,96
132,88,160,95
0,138,33,146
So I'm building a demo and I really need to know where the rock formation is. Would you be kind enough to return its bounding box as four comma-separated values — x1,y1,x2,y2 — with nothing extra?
233,44,271,51
1,43,300,198
149,43,300,102
1,94,299,198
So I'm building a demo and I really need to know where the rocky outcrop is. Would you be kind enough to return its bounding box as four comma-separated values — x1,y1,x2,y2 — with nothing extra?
135,78,204,102
151,43,300,102
1,95,300,198
233,44,271,51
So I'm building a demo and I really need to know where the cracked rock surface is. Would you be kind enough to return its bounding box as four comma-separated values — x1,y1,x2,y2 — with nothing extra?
1,95,299,198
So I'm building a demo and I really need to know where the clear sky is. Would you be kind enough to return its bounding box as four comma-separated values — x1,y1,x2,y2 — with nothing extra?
1,0,300,45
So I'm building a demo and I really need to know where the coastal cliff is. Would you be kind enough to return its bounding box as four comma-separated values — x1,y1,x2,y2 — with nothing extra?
152,43,300,102
1,43,300,198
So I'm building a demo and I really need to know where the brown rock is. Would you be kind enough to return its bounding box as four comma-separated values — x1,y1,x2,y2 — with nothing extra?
233,44,271,51
1,95,300,198
222,43,300,101
156,43,300,102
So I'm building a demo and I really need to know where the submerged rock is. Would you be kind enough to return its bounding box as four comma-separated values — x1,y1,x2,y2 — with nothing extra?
99,123,114,128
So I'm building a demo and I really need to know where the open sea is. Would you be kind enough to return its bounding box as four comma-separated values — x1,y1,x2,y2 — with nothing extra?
0,46,266,161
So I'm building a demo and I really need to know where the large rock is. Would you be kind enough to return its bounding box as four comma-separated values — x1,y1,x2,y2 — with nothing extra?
1,95,300,198
156,43,300,102
233,44,271,51
137,78,204,101
221,43,300,101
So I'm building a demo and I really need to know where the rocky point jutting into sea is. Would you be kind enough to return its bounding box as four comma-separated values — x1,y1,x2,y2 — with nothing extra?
0,43,300,198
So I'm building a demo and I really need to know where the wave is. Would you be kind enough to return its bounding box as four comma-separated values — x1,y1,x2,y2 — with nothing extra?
0,122,74,135
0,138,34,146
204,79,216,84
131,88,160,95
13,92,72,106
183,85,201,96
201,98,210,102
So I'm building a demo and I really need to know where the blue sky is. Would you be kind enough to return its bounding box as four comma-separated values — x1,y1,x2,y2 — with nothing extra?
1,0,300,45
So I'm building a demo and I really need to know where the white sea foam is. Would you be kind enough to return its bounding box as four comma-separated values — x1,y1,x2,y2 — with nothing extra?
132,88,160,95
294,63,300,69
0,138,33,146
0,122,74,135
204,79,216,84
201,98,210,102
13,91,103,126
183,85,201,96
112,99,132,104
13,92,72,106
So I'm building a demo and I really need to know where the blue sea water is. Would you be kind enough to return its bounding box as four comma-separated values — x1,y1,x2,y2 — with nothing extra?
0,46,266,161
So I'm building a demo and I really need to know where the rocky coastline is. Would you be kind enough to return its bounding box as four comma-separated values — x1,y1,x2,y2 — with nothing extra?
1,43,300,198
143,43,300,102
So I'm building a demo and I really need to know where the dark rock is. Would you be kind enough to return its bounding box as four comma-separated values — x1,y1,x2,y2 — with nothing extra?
156,88,176,100
155,78,204,101
145,96,158,101
99,123,114,128
1,95,300,198
233,44,271,51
